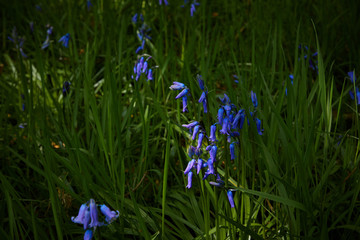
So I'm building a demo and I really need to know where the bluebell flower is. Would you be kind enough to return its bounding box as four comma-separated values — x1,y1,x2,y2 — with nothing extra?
255,118,263,135
169,81,185,90
83,207,91,230
182,95,188,112
89,199,103,228
175,88,189,99
197,74,204,90
147,69,153,81
190,1,200,17
196,158,203,174
63,81,71,97
142,61,148,73
286,74,294,96
232,109,243,128
42,26,53,50
219,94,230,104
230,142,236,160
217,107,224,124
58,33,70,48
159,0,169,5
186,171,193,189
184,159,196,175
182,121,199,129
198,91,208,113
188,145,196,158
209,124,217,142
227,190,235,208
207,159,215,174
19,123,26,129
251,91,258,108
196,132,205,151
224,105,231,117
84,229,93,240
71,203,88,225
348,71,356,84
210,145,217,162
132,13,138,24
87,0,93,11
8,27,27,58
100,204,120,224
220,117,229,135
192,125,200,140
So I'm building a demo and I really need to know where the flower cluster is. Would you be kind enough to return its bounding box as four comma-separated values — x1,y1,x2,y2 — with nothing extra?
41,24,53,49
8,27,27,58
71,199,119,240
171,75,264,208
298,45,318,74
132,13,151,54
348,70,359,105
58,33,70,48
131,55,155,81
182,0,200,17
159,0,169,5
170,81,190,112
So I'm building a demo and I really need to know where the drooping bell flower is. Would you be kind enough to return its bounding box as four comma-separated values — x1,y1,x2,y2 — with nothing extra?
100,204,120,224
186,171,193,189
209,124,217,142
71,203,88,224
182,95,188,112
89,199,103,228
196,158,203,174
196,132,205,151
227,190,235,208
84,229,93,240
192,125,200,140
58,33,70,48
251,91,258,108
184,159,196,175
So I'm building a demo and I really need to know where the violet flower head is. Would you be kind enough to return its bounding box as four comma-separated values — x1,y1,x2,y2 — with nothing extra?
71,203,88,224
230,142,236,160
217,107,224,124
251,91,258,108
159,0,169,5
255,118,264,135
89,199,103,228
100,204,120,224
192,125,200,140
186,171,193,189
197,74,205,90
188,145,196,158
84,229,93,240
182,121,199,129
227,190,235,208
190,1,200,17
207,159,215,174
175,88,189,99
209,124,217,142
210,145,218,162
170,81,185,90
220,117,229,135
87,0,93,11
58,33,70,48
62,81,71,97
182,95,188,112
348,70,356,84
147,69,153,81
196,132,205,151
83,207,91,230
184,159,196,175
196,158,203,174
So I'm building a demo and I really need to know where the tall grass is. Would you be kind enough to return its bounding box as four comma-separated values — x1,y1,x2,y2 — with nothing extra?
1,0,359,239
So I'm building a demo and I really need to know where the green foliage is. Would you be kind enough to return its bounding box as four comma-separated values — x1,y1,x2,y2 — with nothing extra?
1,0,360,239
